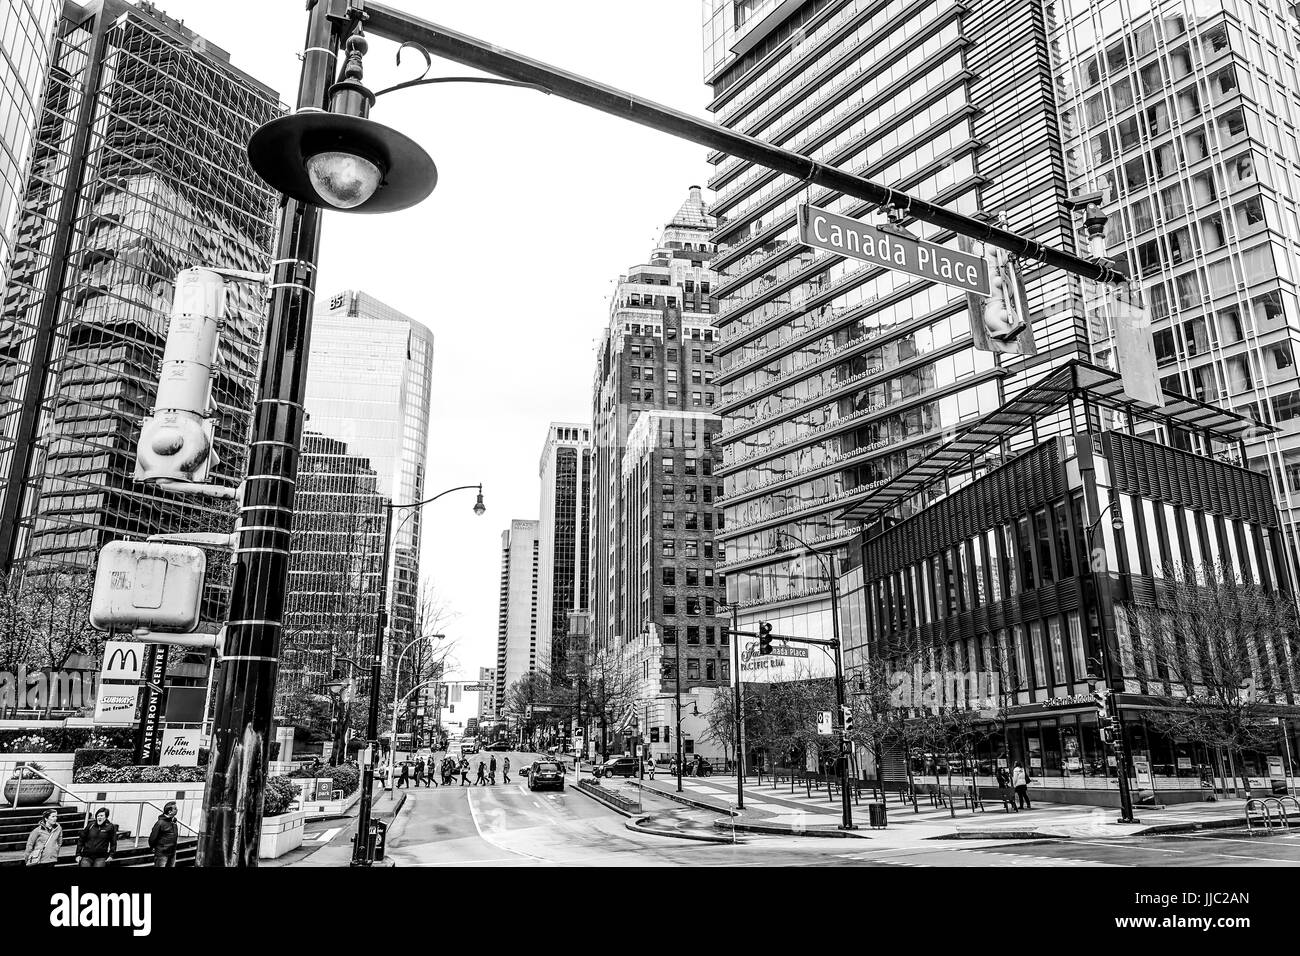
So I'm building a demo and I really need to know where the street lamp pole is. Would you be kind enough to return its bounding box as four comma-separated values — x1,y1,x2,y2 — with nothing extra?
197,0,341,868
352,483,484,867
675,622,683,794
390,632,444,764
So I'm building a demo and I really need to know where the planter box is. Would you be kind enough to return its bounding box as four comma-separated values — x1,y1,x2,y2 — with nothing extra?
259,809,307,859
297,786,361,819
65,781,203,842
0,753,76,799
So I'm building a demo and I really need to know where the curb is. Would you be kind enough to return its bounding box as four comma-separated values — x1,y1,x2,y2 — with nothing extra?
711,818,867,838
629,814,737,844
570,780,638,818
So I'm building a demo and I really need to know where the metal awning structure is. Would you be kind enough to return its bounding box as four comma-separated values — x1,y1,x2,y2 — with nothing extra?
839,360,1272,523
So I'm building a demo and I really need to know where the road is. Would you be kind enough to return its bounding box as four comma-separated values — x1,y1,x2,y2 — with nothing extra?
325,751,1300,866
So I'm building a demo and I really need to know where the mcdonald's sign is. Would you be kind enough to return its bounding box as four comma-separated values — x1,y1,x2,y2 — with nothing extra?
101,640,145,682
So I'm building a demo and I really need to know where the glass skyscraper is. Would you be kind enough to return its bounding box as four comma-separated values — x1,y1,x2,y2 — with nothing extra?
495,518,540,710
306,290,435,658
0,2,282,627
537,422,591,681
0,0,60,289
281,432,387,696
1046,0,1300,568
704,0,1088,637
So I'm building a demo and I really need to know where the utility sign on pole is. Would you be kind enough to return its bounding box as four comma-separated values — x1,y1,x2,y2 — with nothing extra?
798,203,989,295
817,711,833,735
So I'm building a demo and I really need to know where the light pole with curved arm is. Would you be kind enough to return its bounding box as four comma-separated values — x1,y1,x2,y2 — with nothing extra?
352,483,484,866
775,530,854,831
390,632,445,762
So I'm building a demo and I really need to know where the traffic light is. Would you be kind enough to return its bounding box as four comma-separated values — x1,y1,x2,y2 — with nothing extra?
135,268,225,483
1092,681,1115,743
758,621,773,655
840,704,854,735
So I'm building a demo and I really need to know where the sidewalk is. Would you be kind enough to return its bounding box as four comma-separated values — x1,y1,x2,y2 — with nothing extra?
625,775,1277,844
267,784,406,867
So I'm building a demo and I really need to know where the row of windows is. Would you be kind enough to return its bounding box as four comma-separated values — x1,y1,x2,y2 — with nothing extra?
651,655,729,684
661,456,717,476
629,345,716,364
662,623,728,645
662,483,724,503
660,510,723,532
662,538,721,560
661,567,721,588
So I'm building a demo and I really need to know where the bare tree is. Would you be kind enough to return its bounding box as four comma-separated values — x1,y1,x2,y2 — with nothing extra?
1125,562,1300,797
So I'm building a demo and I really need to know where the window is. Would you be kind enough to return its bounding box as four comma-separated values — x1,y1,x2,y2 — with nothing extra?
705,626,715,645
1016,518,1036,590
667,348,678,361
662,456,674,474
1029,622,1047,688
1034,509,1055,585
720,626,729,646
662,483,675,500
1048,617,1068,685
685,514,699,531
684,457,698,476
661,511,675,530
685,540,699,558
705,659,716,681
631,367,640,380
692,392,703,406
1053,501,1075,578
686,597,701,615
721,659,729,681
668,391,679,404
1067,611,1088,681
687,626,700,644
662,539,675,557
687,659,701,681
686,568,699,587
663,596,677,615
662,567,676,586
663,625,677,644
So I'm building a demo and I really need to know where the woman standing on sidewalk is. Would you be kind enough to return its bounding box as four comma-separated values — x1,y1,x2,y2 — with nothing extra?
25,809,61,867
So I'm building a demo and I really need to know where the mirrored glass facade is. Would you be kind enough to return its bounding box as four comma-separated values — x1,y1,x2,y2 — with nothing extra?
1046,0,1300,563
703,0,1089,634
0,2,282,629
306,291,435,662
0,0,59,290
281,433,387,696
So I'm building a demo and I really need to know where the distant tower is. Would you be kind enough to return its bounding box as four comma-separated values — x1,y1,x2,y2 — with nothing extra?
496,519,541,709
537,423,591,683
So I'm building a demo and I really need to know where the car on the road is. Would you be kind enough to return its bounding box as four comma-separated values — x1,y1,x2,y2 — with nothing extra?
460,740,479,756
482,740,511,751
525,760,565,791
592,756,639,779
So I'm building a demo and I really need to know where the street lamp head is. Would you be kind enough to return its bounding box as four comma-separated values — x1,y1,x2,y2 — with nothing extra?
473,491,486,516
248,111,437,213
325,668,346,696
773,531,788,553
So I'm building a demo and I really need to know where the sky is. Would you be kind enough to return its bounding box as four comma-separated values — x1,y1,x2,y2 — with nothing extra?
160,1,716,685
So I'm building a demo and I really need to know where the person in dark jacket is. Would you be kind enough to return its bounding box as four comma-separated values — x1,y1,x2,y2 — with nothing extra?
148,801,180,867
488,755,497,785
475,760,487,786
396,760,411,788
459,757,471,786
76,808,119,866
25,808,61,866
502,757,511,785
413,758,424,787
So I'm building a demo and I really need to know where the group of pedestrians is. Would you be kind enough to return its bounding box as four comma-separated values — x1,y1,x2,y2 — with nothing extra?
389,753,512,788
25,801,181,868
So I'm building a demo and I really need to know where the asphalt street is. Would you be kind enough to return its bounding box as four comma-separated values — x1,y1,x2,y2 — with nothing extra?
372,750,1300,866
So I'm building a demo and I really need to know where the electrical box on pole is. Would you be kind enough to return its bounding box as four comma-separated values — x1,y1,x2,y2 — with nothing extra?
135,268,225,484
89,540,207,634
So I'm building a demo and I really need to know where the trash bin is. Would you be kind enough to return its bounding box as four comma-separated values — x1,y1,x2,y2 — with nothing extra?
366,819,388,863
868,802,888,829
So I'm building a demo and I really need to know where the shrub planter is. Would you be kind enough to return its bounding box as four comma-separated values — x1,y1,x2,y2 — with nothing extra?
0,753,76,792
259,809,308,859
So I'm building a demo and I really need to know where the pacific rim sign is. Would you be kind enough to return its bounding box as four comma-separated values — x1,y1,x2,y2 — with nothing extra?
798,203,990,296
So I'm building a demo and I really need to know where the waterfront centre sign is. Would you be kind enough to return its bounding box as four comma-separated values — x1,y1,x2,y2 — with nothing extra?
798,203,990,295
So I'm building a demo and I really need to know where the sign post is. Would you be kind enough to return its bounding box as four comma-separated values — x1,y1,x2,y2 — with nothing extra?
134,644,169,765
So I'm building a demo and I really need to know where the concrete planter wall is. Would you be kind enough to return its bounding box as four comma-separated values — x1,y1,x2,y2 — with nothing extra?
65,781,203,842
259,809,307,859
295,783,361,818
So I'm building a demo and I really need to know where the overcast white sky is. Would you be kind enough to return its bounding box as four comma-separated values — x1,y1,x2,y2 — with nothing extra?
163,1,714,682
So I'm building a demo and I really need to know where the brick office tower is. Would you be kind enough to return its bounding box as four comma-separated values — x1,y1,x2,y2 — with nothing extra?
588,187,729,758
0,1,281,627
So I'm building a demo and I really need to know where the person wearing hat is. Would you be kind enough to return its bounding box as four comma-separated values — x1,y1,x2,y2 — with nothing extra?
76,807,119,866
148,801,180,867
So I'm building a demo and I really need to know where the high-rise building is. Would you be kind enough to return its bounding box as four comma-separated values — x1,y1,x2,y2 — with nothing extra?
702,0,1091,638
621,408,730,689
0,0,60,288
478,665,497,719
537,423,591,682
590,186,721,653
0,1,282,623
305,290,435,660
1044,0,1300,565
281,432,387,696
495,518,540,711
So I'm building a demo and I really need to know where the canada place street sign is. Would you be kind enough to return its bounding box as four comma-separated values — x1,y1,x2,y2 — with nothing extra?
798,203,990,296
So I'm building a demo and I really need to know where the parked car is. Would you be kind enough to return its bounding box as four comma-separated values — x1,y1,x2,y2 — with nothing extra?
593,756,639,779
526,760,565,791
